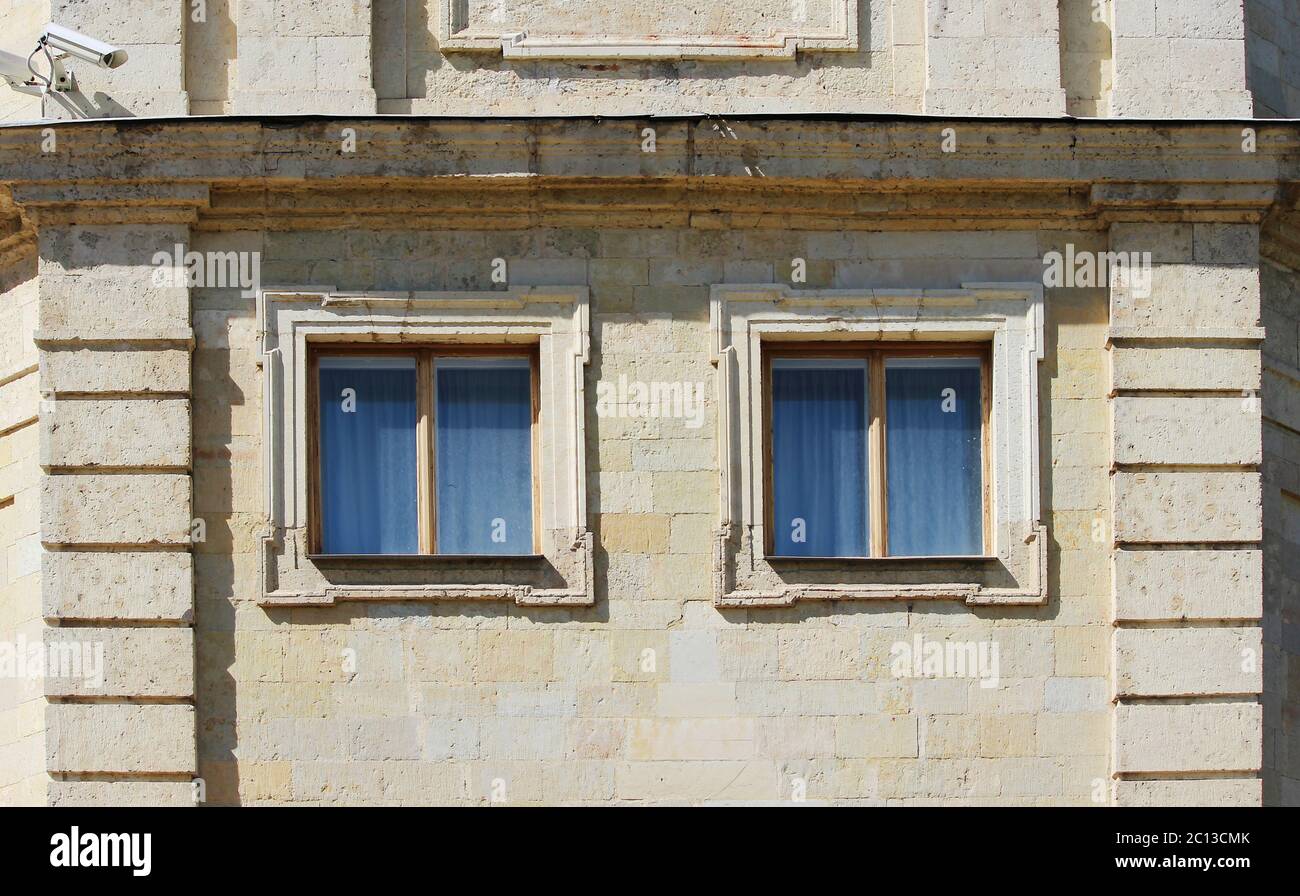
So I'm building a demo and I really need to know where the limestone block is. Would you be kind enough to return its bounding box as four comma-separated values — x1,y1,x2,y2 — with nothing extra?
1112,396,1260,465
1110,345,1261,391
1115,778,1262,807
614,760,778,802
47,703,196,774
41,399,191,469
37,274,189,341
1114,702,1261,773
626,718,755,761
1114,626,1262,697
41,474,193,545
599,514,670,554
834,715,919,759
47,780,195,807
1113,549,1262,621
0,373,37,434
1111,265,1260,331
1112,471,1261,543
40,347,191,395
43,627,194,698
42,550,193,622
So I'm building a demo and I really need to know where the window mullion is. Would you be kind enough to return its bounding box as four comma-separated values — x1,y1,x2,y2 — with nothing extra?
418,350,436,554
868,350,887,558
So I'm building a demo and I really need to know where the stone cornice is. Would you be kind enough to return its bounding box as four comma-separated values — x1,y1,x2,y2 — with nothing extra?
0,118,1295,229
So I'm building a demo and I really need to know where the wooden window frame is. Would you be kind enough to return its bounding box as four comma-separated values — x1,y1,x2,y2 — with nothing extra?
762,340,993,560
307,343,542,558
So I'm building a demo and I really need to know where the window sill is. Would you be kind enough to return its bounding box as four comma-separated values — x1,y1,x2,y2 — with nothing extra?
306,553,546,563
766,555,1000,564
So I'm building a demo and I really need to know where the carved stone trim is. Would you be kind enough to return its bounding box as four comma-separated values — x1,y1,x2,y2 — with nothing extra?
709,283,1048,608
256,286,593,607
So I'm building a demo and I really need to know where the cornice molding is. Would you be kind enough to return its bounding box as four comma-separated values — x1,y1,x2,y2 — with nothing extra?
0,119,1296,228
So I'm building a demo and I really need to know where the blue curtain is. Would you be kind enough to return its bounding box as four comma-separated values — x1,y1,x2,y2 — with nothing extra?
318,357,419,554
436,358,534,554
771,359,869,557
885,358,983,556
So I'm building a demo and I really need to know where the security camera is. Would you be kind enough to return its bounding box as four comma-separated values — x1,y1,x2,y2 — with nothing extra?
40,23,128,70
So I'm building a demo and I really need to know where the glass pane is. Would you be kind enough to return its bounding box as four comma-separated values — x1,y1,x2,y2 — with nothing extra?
770,358,869,557
885,357,983,556
318,356,419,554
436,357,534,555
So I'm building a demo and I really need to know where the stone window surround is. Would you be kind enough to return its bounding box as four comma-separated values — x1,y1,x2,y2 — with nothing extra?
438,0,859,59
256,285,593,608
709,282,1048,608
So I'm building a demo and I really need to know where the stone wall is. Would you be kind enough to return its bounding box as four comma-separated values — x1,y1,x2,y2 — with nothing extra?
0,253,42,805
21,192,201,806
1260,258,1300,806
193,224,1113,805
1247,0,1300,116
0,0,48,123
13,1,1274,119
1108,222,1266,806
1109,0,1254,116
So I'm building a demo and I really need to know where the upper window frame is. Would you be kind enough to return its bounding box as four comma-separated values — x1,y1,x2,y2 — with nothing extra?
761,340,993,561
256,285,592,609
306,342,542,559
709,282,1047,609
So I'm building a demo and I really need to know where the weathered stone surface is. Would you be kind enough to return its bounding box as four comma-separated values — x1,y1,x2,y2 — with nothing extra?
1115,627,1262,697
1111,344,1261,391
40,474,193,545
42,550,193,622
1115,778,1262,807
40,347,191,395
1111,265,1260,331
47,780,195,807
43,627,194,698
1113,549,1262,621
41,400,191,469
47,703,196,774
1115,703,1261,774
0,373,37,434
1113,396,1261,466
1112,472,1262,543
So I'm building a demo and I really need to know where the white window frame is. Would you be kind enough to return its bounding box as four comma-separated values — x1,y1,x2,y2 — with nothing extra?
257,285,592,608
710,282,1048,608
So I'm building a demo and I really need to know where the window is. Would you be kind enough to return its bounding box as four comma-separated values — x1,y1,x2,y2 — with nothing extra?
310,346,538,556
764,343,990,559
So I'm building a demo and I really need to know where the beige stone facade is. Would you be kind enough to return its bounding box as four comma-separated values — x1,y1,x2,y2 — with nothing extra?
0,1,1296,806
